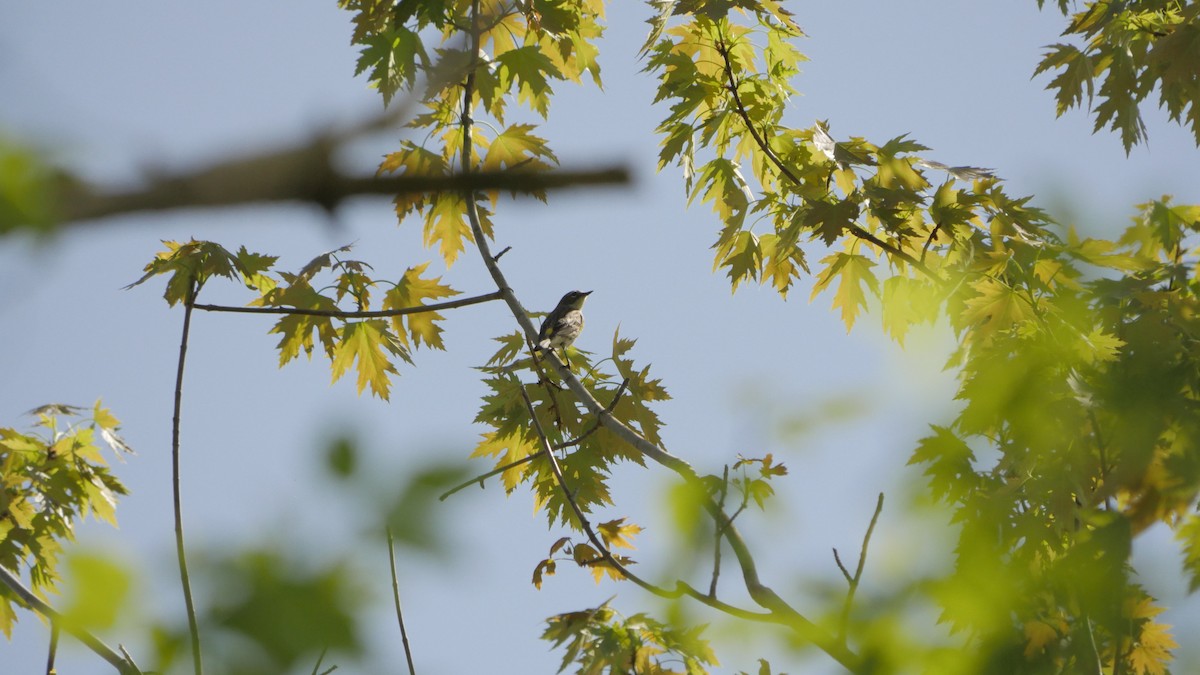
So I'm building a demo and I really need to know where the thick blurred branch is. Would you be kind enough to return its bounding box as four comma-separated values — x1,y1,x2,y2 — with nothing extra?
57,143,629,222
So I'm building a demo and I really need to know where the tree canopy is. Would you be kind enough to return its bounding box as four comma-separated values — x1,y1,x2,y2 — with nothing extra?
2,1,1200,674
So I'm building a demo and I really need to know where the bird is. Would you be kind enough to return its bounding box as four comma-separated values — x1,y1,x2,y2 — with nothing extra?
536,290,591,358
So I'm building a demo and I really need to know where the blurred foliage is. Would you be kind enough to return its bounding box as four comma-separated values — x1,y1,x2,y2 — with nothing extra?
0,402,132,637
0,137,60,236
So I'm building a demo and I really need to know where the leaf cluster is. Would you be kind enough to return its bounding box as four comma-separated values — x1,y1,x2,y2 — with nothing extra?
1035,0,1200,152
472,330,668,531
0,402,132,637
541,601,718,675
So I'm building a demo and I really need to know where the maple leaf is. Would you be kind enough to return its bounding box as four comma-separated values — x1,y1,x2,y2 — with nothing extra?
717,230,761,290
329,320,409,400
1034,43,1094,116
482,123,558,176
470,431,538,493
1126,596,1178,675
127,239,242,305
810,252,879,332
495,45,563,117
960,277,1036,342
908,426,977,504
383,262,459,350
803,198,860,245
423,192,474,267
597,518,643,550
380,142,448,215
354,25,428,106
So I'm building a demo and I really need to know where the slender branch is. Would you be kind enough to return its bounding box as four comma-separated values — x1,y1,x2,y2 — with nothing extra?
834,493,884,641
173,278,204,675
46,621,58,675
386,528,418,675
709,465,730,597
458,7,859,672
713,30,939,282
438,451,541,501
193,290,502,319
519,387,668,598
0,566,142,674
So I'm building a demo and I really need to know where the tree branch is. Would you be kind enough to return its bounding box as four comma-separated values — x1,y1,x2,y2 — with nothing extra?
59,165,630,224
0,566,142,674
193,290,502,319
714,30,939,282
456,6,858,671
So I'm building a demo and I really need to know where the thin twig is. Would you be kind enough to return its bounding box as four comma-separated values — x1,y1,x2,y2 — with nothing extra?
438,451,543,501
0,566,142,674
193,290,502,319
709,465,730,597
835,493,884,641
386,528,418,675
491,246,512,262
173,278,204,675
46,621,58,675
921,220,945,263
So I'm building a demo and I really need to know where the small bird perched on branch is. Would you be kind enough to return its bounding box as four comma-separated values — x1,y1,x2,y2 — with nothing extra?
537,290,591,359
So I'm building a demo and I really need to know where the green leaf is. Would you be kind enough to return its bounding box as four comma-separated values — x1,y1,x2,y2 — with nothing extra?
717,230,761,290
1034,43,1094,116
329,320,409,400
422,192,474,267
495,45,563,117
908,426,977,504
810,252,879,332
383,262,460,350
960,277,1036,342
354,24,429,106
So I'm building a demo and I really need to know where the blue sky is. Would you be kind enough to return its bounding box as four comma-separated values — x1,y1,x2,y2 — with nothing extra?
2,2,1199,673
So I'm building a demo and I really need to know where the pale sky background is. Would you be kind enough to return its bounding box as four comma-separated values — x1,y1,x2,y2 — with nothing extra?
2,2,1199,674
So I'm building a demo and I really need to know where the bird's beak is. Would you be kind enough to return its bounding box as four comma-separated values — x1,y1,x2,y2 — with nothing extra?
582,290,593,296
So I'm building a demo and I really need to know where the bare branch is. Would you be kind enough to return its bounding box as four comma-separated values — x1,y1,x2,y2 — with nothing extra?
386,528,418,675
836,493,885,641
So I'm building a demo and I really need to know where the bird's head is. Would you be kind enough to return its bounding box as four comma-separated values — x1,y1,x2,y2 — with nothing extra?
558,290,592,310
